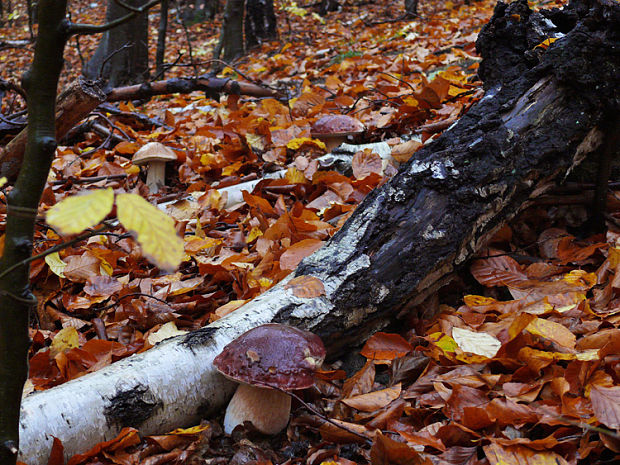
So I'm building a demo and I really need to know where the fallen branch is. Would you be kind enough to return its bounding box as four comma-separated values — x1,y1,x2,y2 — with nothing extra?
0,76,282,182
16,0,620,463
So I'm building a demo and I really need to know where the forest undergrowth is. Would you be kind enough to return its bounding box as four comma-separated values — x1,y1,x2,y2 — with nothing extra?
2,1,619,464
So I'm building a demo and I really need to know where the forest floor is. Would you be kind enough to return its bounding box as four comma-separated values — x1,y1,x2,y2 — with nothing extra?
2,0,620,464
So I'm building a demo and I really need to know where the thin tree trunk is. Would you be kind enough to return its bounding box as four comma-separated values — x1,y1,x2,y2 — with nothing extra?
217,0,245,62
155,0,169,77
0,0,68,463
82,0,149,87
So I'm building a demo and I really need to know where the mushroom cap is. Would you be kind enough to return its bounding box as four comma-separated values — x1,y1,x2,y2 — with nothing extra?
132,142,177,165
213,323,326,390
310,114,365,138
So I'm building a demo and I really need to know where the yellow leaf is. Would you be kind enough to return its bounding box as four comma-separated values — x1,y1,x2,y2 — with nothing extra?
286,137,326,151
116,193,184,272
526,317,576,349
167,424,210,436
285,167,307,184
0,176,6,188
45,252,67,278
46,188,114,235
50,327,79,358
247,226,263,243
147,321,188,345
429,332,458,353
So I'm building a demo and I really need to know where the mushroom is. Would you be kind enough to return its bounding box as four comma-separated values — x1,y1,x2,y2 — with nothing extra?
213,323,326,435
132,142,177,193
310,114,365,153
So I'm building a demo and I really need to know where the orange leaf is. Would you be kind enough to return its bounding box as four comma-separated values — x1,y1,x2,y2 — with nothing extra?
285,275,325,298
279,239,324,270
360,332,413,360
484,442,568,465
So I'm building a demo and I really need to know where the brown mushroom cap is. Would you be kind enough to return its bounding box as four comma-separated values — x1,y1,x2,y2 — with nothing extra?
213,323,326,390
132,142,177,165
310,114,365,138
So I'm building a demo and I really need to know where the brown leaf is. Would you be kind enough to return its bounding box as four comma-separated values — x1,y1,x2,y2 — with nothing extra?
589,383,620,429
370,431,431,465
360,332,413,360
285,275,326,298
470,250,528,287
341,384,402,412
352,149,383,180
279,239,324,270
63,252,101,283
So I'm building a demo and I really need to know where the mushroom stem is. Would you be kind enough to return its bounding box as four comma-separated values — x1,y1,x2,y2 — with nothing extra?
223,383,291,435
144,161,166,193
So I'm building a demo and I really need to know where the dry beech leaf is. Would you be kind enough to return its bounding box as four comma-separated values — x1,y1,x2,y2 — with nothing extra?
63,252,101,282
279,239,324,270
390,140,423,163
352,149,382,180
525,317,576,349
589,383,620,429
371,431,431,465
484,442,568,465
470,250,528,287
285,275,325,298
360,332,413,360
49,327,80,358
147,322,188,345
341,383,402,412
452,327,501,358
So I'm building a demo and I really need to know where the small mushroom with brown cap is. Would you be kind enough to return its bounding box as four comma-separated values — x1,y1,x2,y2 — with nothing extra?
213,323,326,435
311,114,365,153
132,142,177,193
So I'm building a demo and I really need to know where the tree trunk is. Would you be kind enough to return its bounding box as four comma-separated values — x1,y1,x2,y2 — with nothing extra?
215,0,245,62
0,0,69,463
404,0,418,15
82,0,149,87
245,0,277,49
155,0,169,77
16,0,620,463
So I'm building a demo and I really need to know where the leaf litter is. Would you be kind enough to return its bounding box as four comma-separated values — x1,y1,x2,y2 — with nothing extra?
3,0,617,464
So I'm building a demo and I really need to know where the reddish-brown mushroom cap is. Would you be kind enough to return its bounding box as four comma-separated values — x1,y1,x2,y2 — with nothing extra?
213,324,326,435
310,115,365,152
310,114,365,138
213,323,326,390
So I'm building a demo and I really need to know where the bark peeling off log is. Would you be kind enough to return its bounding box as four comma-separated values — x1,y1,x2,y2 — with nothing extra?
17,1,620,464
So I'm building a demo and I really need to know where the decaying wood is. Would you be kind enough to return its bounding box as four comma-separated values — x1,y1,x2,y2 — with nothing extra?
17,0,620,463
0,76,281,182
0,79,106,182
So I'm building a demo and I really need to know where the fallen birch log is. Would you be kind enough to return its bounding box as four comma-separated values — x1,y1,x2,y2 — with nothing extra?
18,0,619,463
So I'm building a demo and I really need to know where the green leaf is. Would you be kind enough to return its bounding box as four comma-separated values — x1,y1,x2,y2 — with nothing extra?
46,188,114,235
116,193,184,272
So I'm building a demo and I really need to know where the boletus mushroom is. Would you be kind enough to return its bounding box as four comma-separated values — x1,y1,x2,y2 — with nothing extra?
310,114,365,152
132,142,177,193
213,323,326,435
